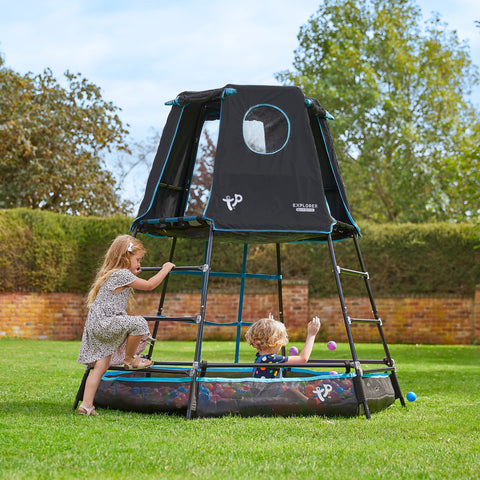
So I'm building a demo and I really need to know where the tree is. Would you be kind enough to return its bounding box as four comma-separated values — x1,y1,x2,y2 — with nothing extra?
112,127,162,209
111,125,217,216
277,0,480,222
0,59,132,216
185,128,216,215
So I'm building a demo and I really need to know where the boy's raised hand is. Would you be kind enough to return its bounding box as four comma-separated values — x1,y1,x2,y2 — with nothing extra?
308,316,321,336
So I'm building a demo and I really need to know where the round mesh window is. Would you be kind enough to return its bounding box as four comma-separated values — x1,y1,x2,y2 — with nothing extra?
243,105,290,154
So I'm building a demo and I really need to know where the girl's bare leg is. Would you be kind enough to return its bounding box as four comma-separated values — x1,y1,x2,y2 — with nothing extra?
81,356,111,408
124,334,143,363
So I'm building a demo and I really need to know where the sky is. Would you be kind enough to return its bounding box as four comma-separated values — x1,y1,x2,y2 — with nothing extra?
1,0,479,205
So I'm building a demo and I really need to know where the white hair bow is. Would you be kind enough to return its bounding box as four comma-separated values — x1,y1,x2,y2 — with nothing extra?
127,242,133,253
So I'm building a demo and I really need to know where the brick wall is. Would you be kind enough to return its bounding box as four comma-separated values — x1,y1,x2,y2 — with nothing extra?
0,292,87,341
0,282,478,344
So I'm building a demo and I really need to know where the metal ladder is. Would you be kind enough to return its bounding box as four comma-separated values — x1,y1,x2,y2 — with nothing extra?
141,222,287,419
139,225,214,419
327,233,405,418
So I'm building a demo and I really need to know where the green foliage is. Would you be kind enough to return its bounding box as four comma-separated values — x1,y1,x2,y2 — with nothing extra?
277,0,480,223
0,209,479,297
0,209,132,293
310,223,480,297
0,64,132,216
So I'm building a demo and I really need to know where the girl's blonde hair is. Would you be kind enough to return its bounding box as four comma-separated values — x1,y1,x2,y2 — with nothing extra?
86,234,145,308
245,317,288,351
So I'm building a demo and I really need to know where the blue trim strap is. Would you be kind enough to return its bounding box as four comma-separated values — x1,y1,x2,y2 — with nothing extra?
222,88,237,97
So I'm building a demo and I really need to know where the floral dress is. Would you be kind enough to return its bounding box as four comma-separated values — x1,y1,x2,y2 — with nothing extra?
77,269,150,365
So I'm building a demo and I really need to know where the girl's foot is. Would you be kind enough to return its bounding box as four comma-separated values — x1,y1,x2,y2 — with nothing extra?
77,404,98,416
124,356,154,370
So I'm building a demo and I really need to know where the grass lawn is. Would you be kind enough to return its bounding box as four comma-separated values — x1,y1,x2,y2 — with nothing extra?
0,338,479,479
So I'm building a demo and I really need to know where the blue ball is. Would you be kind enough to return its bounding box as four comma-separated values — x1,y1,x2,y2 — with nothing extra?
406,391,417,402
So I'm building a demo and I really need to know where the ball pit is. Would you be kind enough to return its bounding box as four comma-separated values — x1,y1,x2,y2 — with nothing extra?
93,367,396,418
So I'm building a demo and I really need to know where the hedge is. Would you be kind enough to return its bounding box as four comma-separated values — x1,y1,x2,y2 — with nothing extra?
0,208,478,297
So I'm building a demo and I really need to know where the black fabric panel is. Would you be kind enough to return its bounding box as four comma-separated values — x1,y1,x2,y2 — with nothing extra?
132,84,359,242
205,85,334,234
134,107,183,220
133,103,205,225
308,111,357,230
175,87,225,106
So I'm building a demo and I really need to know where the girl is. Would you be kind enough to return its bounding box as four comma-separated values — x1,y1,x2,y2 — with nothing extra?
245,314,321,379
77,234,175,416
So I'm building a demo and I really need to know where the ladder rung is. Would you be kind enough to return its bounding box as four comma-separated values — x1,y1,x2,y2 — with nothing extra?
336,266,369,278
145,315,201,323
141,265,208,272
348,317,382,325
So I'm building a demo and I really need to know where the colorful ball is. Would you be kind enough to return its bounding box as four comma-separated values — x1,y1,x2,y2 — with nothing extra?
289,346,299,355
406,391,417,402
327,340,337,351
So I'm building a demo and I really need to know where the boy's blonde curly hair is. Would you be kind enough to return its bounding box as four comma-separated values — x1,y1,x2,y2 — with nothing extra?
245,317,289,352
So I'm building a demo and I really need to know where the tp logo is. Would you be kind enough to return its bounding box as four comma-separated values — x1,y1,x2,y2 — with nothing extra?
222,194,243,211
313,384,333,402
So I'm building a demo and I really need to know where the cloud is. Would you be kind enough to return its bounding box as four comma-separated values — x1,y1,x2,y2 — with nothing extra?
2,0,323,137
2,0,479,207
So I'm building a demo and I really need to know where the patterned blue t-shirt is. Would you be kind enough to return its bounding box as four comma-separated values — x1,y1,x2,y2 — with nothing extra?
253,353,288,378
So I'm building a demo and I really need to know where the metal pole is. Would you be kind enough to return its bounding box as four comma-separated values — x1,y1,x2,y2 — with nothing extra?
327,233,371,418
186,224,214,419
352,234,405,406
235,244,249,363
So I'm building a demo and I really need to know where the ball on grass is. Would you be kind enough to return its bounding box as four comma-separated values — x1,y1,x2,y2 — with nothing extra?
406,391,417,402
289,346,299,355
327,340,337,351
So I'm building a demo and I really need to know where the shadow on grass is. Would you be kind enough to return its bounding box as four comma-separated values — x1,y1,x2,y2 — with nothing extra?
0,400,76,416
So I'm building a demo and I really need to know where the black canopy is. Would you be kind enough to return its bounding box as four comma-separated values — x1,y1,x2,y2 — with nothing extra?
131,84,359,242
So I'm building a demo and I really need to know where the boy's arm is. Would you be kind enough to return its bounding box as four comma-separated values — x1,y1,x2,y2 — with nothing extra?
286,316,321,364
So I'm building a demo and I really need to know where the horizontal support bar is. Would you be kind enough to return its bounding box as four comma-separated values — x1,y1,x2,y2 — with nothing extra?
348,317,382,325
157,182,184,192
158,216,207,223
201,362,352,369
142,216,210,227
336,266,369,278
174,271,281,280
204,321,254,327
145,315,200,323
141,266,280,280
362,367,396,374
141,265,208,272
145,316,256,327
108,366,192,375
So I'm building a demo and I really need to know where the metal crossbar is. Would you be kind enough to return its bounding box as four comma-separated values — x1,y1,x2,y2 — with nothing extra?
348,317,382,325
144,315,200,323
336,265,369,278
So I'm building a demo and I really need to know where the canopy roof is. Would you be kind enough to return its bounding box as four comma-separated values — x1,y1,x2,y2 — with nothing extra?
131,84,359,243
